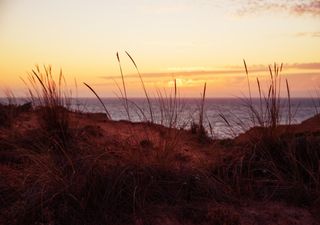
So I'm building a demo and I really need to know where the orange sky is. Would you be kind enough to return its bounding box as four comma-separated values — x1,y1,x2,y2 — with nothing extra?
0,0,319,97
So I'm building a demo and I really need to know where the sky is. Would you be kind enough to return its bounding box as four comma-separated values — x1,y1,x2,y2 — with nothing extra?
0,0,319,97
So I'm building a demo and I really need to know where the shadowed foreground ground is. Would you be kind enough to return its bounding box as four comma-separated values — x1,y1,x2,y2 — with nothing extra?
0,105,320,225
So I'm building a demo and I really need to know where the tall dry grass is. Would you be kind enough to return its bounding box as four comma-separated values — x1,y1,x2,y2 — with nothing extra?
311,88,320,117
243,61,291,129
190,83,210,142
113,52,190,129
126,51,154,123
116,52,131,120
219,61,292,138
213,61,320,205
155,79,188,129
83,82,112,119
23,65,72,149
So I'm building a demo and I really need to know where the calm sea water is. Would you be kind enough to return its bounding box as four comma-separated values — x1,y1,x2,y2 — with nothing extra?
2,98,318,138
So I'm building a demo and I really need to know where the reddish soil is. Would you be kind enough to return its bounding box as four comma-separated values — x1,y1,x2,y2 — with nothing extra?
0,109,319,225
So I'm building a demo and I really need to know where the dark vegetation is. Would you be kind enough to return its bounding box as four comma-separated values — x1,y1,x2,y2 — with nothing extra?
0,58,319,224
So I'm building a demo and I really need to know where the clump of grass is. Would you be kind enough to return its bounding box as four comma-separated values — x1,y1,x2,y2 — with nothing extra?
219,61,293,139
156,79,186,129
214,61,320,205
243,61,291,130
190,83,210,142
216,130,320,205
23,65,72,149
15,139,232,225
114,52,189,129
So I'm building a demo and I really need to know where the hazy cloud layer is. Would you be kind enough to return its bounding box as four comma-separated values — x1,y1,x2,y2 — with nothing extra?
100,69,249,80
100,62,320,80
236,62,320,70
295,31,320,37
288,62,320,69
235,0,320,17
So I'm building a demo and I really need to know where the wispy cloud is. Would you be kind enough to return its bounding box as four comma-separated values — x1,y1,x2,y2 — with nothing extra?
138,2,193,14
291,0,320,16
288,62,320,70
295,31,320,37
225,62,320,70
99,62,320,80
235,0,320,17
99,69,251,80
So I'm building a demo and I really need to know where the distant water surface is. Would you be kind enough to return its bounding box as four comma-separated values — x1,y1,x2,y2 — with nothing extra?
1,98,318,138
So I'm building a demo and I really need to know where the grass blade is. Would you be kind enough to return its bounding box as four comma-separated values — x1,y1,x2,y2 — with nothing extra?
83,82,111,119
125,51,154,122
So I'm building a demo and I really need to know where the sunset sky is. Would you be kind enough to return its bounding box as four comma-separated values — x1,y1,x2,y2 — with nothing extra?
0,0,319,97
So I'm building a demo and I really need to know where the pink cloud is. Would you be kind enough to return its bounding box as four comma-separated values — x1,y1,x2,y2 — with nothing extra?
236,0,320,17
292,0,320,16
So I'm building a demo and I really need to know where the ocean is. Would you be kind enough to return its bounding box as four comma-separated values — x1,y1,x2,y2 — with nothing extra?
2,97,318,138
61,97,319,138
